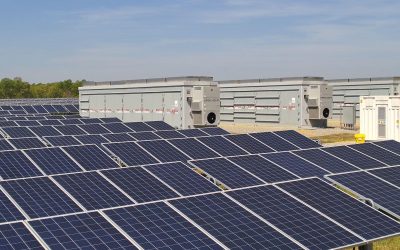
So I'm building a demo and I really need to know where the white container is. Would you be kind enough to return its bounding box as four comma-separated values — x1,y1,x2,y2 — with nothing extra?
360,96,400,141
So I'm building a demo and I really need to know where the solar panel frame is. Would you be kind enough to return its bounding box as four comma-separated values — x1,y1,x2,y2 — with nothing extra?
2,127,36,138
38,119,63,126
100,122,133,133
168,138,220,160
138,140,191,162
0,222,45,249
197,136,248,156
224,134,275,154
102,141,159,166
7,137,47,149
43,135,83,146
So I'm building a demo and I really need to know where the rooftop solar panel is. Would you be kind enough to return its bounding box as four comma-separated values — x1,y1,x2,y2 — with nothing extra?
145,121,175,130
0,223,44,249
29,126,62,137
293,148,359,173
1,106,13,111
2,127,36,138
190,158,264,188
200,127,229,135
2,177,82,218
169,193,302,249
349,143,400,166
102,142,159,166
168,138,220,159
8,110,26,115
0,121,18,127
59,118,83,125
279,178,400,241
227,185,363,249
177,128,208,137
63,144,119,170
101,167,179,202
38,119,63,126
100,117,121,123
22,106,38,114
274,130,321,149
154,130,186,139
0,139,14,151
74,134,109,145
79,124,111,134
0,191,26,223
250,132,299,151
42,105,57,113
15,120,40,127
225,134,275,154
100,122,133,133
51,105,69,113
63,104,79,112
124,122,154,132
105,202,222,250
8,137,46,149
197,136,248,156
144,162,221,196
128,131,161,141
29,212,135,249
138,140,190,162
32,105,48,114
102,133,136,142
24,147,83,175
79,118,103,124
54,125,87,135
369,166,400,187
323,146,386,169
327,171,400,217
228,155,299,183
43,135,82,146
373,140,400,154
262,152,330,178
53,172,133,210
0,150,43,180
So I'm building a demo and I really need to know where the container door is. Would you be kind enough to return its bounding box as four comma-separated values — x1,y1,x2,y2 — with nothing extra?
377,105,387,139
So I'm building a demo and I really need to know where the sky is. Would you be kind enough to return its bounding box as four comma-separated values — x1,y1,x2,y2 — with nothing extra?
0,0,399,82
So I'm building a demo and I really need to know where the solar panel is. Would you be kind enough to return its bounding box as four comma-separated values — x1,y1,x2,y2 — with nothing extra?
190,158,264,188
0,139,14,151
74,134,109,145
197,136,248,156
60,118,83,125
0,121,17,127
0,150,43,179
369,166,400,187
177,128,208,137
105,202,222,250
78,124,110,134
2,177,82,218
42,105,57,113
30,105,46,114
373,140,400,154
24,147,83,175
327,171,400,217
227,185,363,249
8,110,26,115
154,130,186,139
29,212,134,249
274,130,322,149
293,148,359,173
168,138,220,159
323,146,386,169
53,172,133,210
63,104,79,113
279,178,400,241
100,122,133,133
144,162,221,195
100,117,121,123
46,115,64,120
2,127,36,138
101,167,179,202
38,119,63,126
52,105,68,113
228,155,299,183
102,133,136,142
1,106,13,111
54,125,87,135
79,118,103,124
145,121,175,130
0,223,44,249
6,116,26,121
262,152,330,178
200,127,229,135
124,122,155,132
65,114,81,118
22,106,38,114
15,120,40,127
0,191,26,223
349,143,400,166
30,126,62,137
169,193,301,249
8,137,46,149
138,140,190,162
250,132,299,151
102,142,159,166
43,135,82,146
128,131,161,141
225,134,275,154
0,111,10,116
63,144,119,170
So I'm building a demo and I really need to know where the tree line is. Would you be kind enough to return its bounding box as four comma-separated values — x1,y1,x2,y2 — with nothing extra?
0,78,83,99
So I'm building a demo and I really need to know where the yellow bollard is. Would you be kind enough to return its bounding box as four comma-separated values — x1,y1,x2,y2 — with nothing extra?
354,134,365,144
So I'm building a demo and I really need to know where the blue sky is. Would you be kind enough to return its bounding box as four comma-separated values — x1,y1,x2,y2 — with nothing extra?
1,0,399,82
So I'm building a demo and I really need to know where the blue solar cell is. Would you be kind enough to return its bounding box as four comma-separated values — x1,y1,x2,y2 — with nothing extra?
24,147,83,175
190,158,264,188
0,191,25,223
0,139,14,151
225,134,275,154
2,127,36,138
63,105,79,112
144,162,221,195
15,120,40,127
22,106,38,114
74,134,109,145
29,212,134,249
1,106,13,111
293,148,359,173
45,115,64,120
279,178,400,241
0,150,43,179
6,116,26,121
228,155,299,183
54,125,87,135
0,111,10,115
101,167,179,202
128,132,161,140
373,140,400,154
0,121,17,127
102,133,136,142
100,117,121,123
200,127,229,135
369,166,400,187
79,118,103,124
262,152,330,178
323,146,386,169
138,140,190,162
42,105,57,113
30,126,62,137
197,136,248,156
8,137,46,149
124,122,155,132
44,135,82,146
8,110,26,115
177,129,208,137
103,142,159,166
2,177,82,218
0,223,44,249
60,118,83,125
250,132,299,151
79,124,110,134
168,138,220,159
274,130,321,149
63,144,119,170
26,116,45,120
154,130,186,139
145,121,175,130
349,143,400,166
170,193,301,249
51,105,68,113
105,202,222,250
53,172,133,210
100,122,133,133
38,119,63,126
32,105,48,114
227,185,363,249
